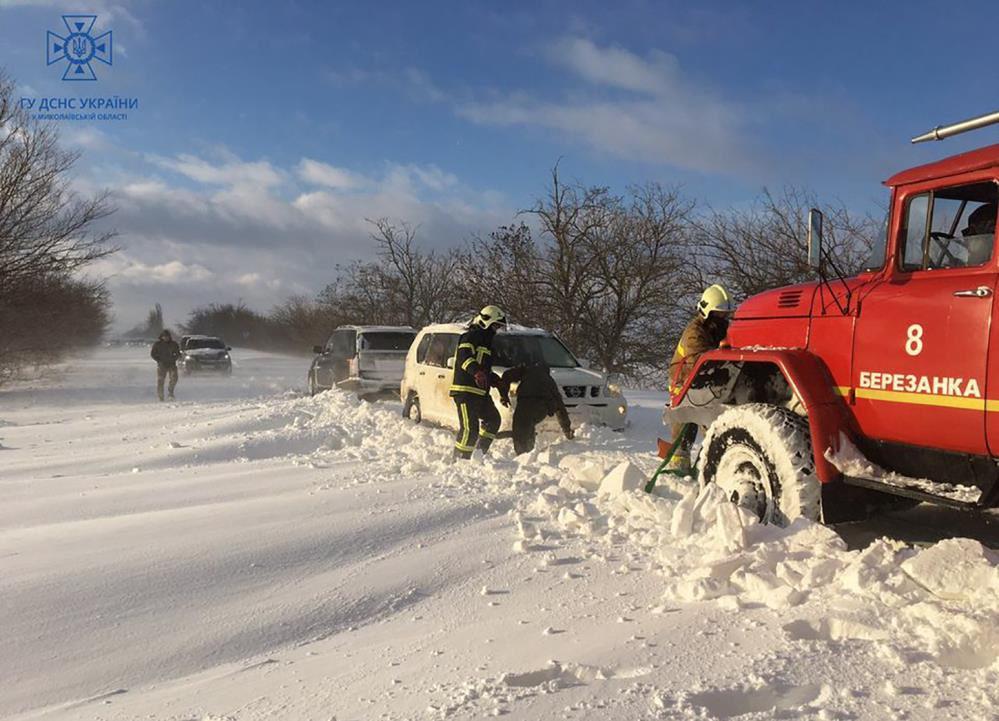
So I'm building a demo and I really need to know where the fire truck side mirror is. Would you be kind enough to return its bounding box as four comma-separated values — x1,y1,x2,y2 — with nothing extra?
807,208,824,271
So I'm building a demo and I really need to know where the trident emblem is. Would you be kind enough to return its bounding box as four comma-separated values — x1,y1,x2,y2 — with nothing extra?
46,15,113,81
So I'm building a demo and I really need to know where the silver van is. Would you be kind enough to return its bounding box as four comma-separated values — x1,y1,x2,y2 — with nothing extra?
309,325,416,398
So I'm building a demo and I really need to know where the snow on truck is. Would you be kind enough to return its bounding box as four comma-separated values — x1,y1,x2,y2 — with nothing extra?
666,111,999,525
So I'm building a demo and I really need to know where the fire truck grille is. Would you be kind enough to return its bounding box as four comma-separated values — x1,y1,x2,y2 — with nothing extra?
777,290,804,308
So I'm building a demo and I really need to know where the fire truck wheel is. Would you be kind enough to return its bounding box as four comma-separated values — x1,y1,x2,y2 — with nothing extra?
698,403,820,525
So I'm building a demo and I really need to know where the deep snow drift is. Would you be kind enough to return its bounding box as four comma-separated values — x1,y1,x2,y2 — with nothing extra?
1,347,997,720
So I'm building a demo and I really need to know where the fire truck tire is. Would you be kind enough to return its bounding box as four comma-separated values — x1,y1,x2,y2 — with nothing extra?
698,403,820,525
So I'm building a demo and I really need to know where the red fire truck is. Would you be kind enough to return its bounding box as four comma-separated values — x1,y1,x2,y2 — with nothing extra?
667,111,999,525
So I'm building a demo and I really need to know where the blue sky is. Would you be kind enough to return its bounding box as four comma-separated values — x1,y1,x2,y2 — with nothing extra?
3,0,999,330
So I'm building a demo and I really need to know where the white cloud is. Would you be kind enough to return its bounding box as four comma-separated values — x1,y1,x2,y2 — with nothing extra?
103,257,214,284
61,126,112,151
457,36,758,176
549,36,681,96
382,163,458,195
0,0,145,36
297,158,368,190
149,152,284,188
85,149,508,332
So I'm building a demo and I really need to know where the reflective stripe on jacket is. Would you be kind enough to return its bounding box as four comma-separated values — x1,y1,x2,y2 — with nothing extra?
449,326,495,397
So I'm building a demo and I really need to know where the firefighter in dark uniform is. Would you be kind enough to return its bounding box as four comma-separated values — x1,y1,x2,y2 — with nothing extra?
450,305,507,460
499,362,573,455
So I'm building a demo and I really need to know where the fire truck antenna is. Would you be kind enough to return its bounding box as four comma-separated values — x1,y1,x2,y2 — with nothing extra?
912,110,999,143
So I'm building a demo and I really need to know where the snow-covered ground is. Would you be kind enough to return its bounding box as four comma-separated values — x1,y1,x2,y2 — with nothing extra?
1,347,997,721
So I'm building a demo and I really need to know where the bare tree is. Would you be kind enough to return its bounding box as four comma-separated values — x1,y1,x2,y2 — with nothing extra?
124,303,164,338
318,261,399,326
456,222,544,326
695,187,878,299
525,166,611,353
316,220,462,328
269,295,338,349
183,302,278,348
0,71,116,298
366,217,461,326
0,69,116,383
583,183,698,379
0,276,110,384
460,170,699,382
263,171,882,388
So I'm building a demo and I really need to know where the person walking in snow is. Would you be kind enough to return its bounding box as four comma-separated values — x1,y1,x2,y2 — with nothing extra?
498,361,573,455
150,329,181,402
450,305,506,460
666,284,735,470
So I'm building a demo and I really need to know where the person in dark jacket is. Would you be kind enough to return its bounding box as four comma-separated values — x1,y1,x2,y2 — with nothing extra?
150,329,181,401
499,362,573,455
450,305,506,459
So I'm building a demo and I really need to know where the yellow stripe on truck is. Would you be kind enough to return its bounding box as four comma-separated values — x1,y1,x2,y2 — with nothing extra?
835,385,999,412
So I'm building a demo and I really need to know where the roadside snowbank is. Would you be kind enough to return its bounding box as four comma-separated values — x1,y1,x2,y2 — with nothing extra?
538,463,999,673
288,387,999,674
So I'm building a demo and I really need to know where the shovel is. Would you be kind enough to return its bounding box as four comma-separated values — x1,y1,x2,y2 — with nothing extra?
644,422,697,493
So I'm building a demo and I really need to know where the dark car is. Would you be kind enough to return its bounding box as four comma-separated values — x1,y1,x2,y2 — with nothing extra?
308,325,415,398
180,335,233,375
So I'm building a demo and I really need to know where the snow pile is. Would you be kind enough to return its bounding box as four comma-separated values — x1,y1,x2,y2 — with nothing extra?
429,660,653,718
597,461,646,497
524,461,999,671
827,435,982,504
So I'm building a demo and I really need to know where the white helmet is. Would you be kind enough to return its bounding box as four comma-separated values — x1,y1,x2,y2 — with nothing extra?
697,284,735,319
473,305,507,330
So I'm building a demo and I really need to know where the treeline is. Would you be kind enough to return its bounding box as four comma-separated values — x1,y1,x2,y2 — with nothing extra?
188,168,879,385
0,71,115,385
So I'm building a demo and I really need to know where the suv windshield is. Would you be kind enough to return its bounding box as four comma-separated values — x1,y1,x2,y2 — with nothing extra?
359,332,415,351
493,334,578,368
187,338,226,350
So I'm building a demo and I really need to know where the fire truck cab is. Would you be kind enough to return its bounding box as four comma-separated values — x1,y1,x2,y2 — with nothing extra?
667,114,999,525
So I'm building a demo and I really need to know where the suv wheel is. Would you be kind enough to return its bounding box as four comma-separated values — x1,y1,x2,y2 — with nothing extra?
403,392,422,423
698,403,820,525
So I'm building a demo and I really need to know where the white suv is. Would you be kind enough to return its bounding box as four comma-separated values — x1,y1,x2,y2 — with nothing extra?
400,323,627,432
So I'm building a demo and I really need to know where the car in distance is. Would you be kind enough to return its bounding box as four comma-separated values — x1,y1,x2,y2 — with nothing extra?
400,323,627,432
309,325,416,398
179,335,232,375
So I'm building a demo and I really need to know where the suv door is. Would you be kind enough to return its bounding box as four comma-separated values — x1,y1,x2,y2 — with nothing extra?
410,333,435,413
314,334,336,388
330,329,357,383
851,182,997,455
424,333,459,424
